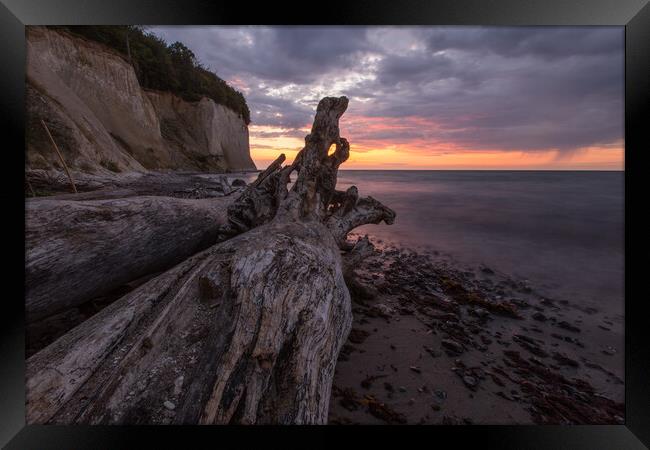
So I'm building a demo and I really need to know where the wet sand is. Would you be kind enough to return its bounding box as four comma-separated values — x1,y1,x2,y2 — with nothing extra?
328,235,624,425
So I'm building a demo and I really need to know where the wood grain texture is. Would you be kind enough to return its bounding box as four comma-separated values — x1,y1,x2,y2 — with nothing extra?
26,193,234,324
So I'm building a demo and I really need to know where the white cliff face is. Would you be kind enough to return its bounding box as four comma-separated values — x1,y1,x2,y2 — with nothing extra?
205,101,255,171
146,92,255,171
25,27,255,173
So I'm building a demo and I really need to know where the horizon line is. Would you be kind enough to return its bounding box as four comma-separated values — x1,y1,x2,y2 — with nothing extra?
253,168,625,172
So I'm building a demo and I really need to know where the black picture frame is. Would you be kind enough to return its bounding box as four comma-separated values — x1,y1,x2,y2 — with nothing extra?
1,0,648,448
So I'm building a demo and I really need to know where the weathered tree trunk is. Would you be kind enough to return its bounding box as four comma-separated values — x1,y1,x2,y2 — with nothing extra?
26,194,235,325
26,170,242,200
25,170,248,355
26,96,395,425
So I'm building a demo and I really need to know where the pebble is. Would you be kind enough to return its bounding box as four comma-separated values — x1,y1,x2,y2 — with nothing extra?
462,375,478,389
434,389,447,400
375,303,394,316
163,400,176,411
173,376,184,396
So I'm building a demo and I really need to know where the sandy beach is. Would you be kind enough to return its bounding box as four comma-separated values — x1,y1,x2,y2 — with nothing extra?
328,235,624,425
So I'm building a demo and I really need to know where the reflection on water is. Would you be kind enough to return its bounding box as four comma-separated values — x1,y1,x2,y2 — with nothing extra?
337,170,624,314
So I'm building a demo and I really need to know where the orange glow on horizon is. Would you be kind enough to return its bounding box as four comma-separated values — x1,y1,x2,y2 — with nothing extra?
249,123,624,171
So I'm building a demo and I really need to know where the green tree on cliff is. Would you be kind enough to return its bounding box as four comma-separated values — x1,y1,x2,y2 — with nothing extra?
51,25,251,124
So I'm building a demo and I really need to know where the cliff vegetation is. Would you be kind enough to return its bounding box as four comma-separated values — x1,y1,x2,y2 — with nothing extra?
50,26,251,125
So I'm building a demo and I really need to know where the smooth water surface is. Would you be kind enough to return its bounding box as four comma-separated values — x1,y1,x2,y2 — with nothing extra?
337,170,624,313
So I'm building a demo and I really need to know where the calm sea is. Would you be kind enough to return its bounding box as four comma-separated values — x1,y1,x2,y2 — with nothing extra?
336,170,624,313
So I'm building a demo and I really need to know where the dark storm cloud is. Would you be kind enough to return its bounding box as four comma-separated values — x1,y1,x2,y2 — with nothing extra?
149,26,368,83
149,26,623,153
425,27,622,59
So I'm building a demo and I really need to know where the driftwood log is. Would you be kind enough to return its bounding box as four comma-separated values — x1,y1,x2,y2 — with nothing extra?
25,194,235,324
25,172,247,353
26,96,395,424
26,170,243,200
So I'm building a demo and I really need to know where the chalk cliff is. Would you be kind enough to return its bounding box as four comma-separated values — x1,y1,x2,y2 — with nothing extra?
25,26,255,173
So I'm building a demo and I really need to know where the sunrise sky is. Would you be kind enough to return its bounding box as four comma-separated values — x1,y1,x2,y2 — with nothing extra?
150,26,624,170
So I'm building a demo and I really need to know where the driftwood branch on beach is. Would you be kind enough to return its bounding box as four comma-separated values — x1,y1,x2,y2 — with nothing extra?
25,171,246,351
26,170,241,200
27,96,396,424
25,194,235,323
